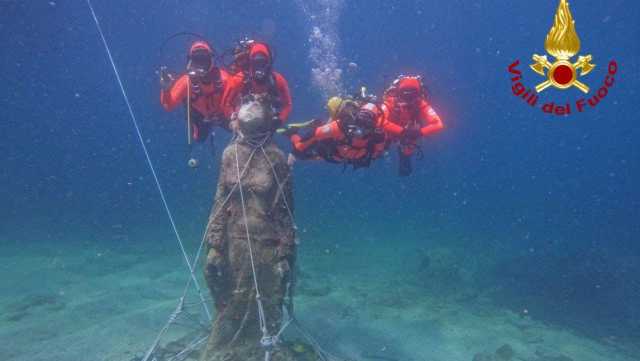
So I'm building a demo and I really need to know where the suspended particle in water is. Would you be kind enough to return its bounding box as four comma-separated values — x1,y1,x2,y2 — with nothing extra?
49,1,56,6
348,62,358,71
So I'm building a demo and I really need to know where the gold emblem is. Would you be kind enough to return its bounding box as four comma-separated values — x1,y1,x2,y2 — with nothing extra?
530,0,595,93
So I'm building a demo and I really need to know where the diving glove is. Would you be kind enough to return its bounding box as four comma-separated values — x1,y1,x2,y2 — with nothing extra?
402,128,421,141
159,66,175,91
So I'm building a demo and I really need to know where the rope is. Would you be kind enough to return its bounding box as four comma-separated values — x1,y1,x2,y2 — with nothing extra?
259,146,296,230
124,114,335,361
86,0,211,322
233,141,269,337
232,133,313,361
187,77,192,145
142,144,261,360
141,297,186,361
188,142,261,274
141,134,347,361
166,335,209,361
89,3,350,360
275,304,293,339
292,319,347,361
179,143,261,295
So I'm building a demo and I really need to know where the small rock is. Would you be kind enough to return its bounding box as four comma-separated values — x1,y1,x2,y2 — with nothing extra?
418,253,431,271
495,344,514,360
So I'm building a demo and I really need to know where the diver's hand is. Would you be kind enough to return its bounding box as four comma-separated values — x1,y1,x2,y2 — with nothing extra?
372,129,386,143
271,115,282,131
290,144,309,162
158,66,175,90
287,153,297,168
402,128,421,140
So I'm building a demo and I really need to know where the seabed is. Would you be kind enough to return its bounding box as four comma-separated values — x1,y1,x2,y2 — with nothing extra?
1,233,637,361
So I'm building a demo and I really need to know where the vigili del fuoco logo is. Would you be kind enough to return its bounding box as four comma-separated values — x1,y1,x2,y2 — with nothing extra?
508,0,618,116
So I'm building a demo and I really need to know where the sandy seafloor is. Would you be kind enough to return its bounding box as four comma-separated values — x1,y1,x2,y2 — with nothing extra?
1,227,638,361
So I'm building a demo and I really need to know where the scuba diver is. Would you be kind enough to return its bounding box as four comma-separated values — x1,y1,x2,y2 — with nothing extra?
381,75,444,176
222,41,292,129
227,37,255,75
290,100,386,169
159,41,230,145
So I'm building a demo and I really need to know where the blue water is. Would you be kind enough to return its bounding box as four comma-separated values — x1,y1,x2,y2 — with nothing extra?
1,0,639,356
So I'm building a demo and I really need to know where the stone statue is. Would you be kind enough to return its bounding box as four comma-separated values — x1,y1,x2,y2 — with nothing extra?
200,99,297,361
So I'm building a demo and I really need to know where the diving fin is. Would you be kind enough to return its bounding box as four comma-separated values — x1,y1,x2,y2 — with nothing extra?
276,118,324,136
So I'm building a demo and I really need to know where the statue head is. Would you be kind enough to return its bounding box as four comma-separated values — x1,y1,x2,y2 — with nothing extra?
236,98,275,142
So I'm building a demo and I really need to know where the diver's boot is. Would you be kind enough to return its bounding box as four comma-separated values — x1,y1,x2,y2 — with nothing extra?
398,148,412,176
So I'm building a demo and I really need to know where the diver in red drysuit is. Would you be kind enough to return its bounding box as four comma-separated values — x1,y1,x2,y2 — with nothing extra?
160,41,230,142
222,42,292,129
291,102,386,169
381,75,444,176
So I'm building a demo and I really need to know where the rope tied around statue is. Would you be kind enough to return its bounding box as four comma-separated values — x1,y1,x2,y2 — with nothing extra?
139,132,278,361
85,3,348,358
141,102,348,361
226,118,343,361
233,135,285,360
140,129,289,361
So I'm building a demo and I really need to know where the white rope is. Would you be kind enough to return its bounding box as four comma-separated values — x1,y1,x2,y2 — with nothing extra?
141,297,186,361
260,146,297,230
293,319,345,361
125,115,337,361
88,5,346,356
259,149,297,346
141,144,261,360
186,144,262,281
86,0,211,322
233,141,269,337
275,305,293,339
141,135,346,361
232,136,306,361
166,335,208,361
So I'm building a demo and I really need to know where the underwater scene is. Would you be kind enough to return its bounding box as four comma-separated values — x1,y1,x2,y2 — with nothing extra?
1,1,639,361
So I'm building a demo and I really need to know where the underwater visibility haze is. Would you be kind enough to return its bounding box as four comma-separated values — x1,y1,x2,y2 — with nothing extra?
0,1,639,361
